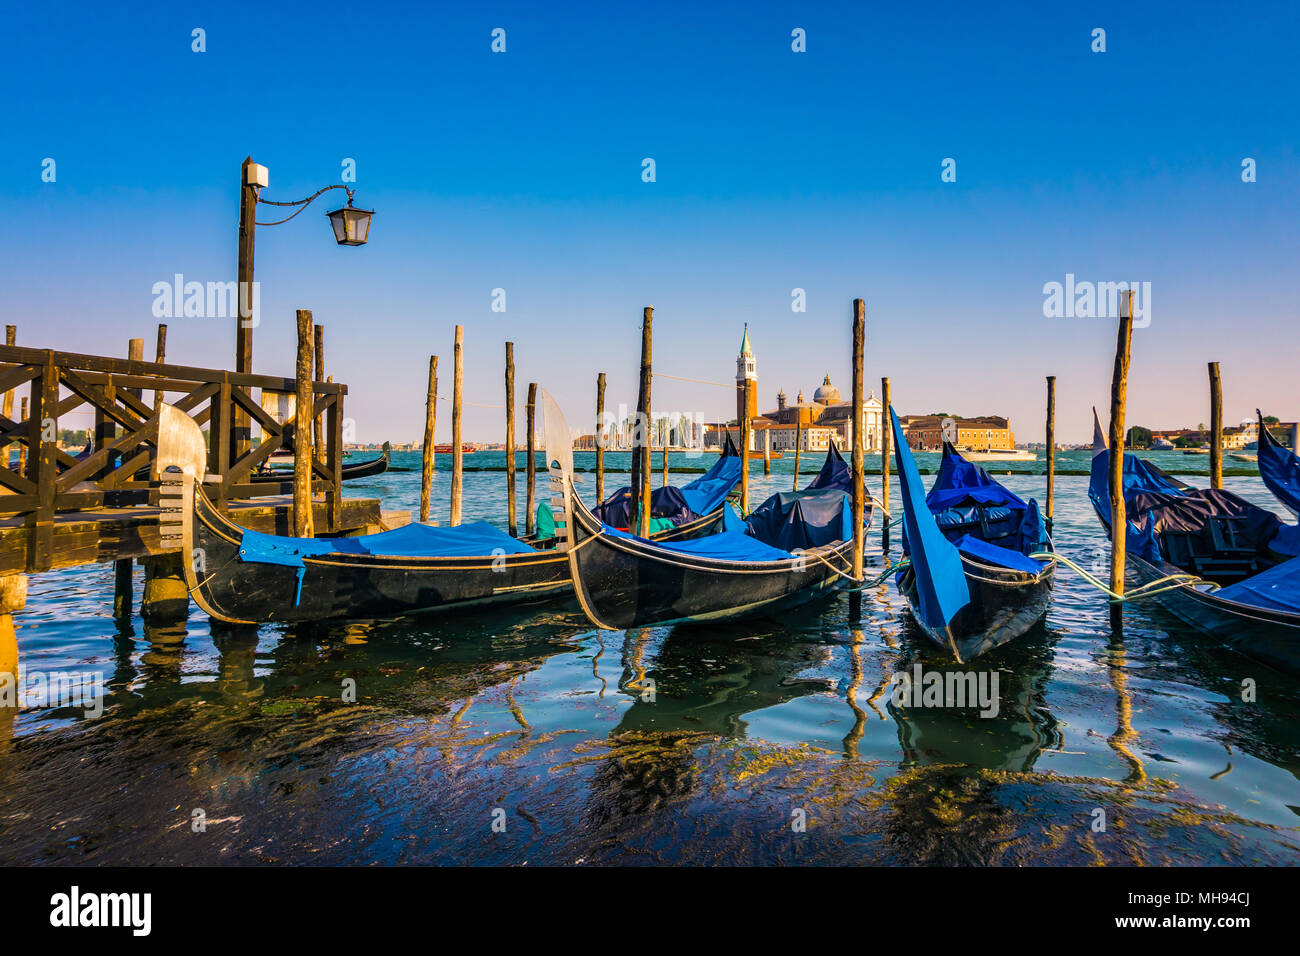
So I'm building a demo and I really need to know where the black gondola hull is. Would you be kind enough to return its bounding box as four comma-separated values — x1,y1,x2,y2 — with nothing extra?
1121,552,1300,675
566,488,861,630
897,556,1054,660
183,481,570,624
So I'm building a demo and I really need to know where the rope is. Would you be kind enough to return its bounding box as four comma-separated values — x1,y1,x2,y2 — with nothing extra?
1026,551,1217,602
651,372,736,389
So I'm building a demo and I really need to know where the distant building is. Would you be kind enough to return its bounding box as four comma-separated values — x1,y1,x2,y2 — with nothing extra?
903,415,1016,452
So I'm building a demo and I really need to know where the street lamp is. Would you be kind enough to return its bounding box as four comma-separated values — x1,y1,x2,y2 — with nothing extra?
233,156,374,455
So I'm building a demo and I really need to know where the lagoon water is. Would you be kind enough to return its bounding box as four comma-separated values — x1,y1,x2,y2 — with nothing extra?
1,449,1297,865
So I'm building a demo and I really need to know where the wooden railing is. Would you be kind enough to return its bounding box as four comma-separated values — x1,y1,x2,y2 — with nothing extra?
0,345,346,570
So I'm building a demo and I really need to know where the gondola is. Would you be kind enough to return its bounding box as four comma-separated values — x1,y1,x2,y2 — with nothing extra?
545,391,866,630
889,406,1054,661
250,441,391,483
153,405,569,625
1256,410,1300,516
592,432,744,535
1088,409,1300,675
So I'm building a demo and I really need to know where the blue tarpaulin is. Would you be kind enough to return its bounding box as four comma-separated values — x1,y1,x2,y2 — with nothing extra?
927,445,1028,513
239,520,535,568
1217,556,1300,614
952,534,1046,574
595,439,742,528
744,489,853,552
601,506,793,563
1257,412,1300,516
891,407,970,628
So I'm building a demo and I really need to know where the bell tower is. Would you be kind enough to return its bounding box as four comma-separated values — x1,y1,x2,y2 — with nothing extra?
735,324,757,424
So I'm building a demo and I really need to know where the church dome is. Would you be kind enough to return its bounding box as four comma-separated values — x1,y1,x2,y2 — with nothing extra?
813,374,840,405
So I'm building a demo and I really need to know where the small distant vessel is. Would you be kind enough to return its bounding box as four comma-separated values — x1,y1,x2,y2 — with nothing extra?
1151,439,1175,451
953,447,1036,463
432,443,476,454
1230,453,1258,463
1183,447,1210,455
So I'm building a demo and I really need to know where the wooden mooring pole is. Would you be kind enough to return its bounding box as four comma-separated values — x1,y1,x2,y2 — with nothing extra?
293,310,315,537
881,376,892,552
634,307,653,537
526,382,537,536
505,342,517,536
1208,362,1223,490
450,325,464,527
793,419,802,491
420,356,438,523
16,398,26,474
763,427,771,475
1108,291,1136,627
595,372,606,505
740,380,752,514
0,574,27,700
313,324,326,466
850,299,866,619
154,323,167,410
1045,375,1056,526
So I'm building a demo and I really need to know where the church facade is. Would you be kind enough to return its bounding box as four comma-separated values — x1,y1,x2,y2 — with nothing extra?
708,328,884,453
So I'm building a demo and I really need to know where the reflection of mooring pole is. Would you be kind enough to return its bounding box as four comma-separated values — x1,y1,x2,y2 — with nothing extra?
1106,635,1146,786
842,629,867,759
1108,290,1135,632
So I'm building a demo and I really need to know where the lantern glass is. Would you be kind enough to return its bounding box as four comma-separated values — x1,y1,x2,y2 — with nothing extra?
327,205,373,246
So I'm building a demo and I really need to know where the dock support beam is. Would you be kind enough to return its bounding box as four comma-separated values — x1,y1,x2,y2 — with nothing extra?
113,559,133,620
1208,361,1223,490
451,326,464,526
1108,291,1136,627
314,324,326,467
850,299,866,622
0,574,26,700
142,552,189,636
420,356,438,523
595,373,606,505
1045,375,1056,526
881,376,891,552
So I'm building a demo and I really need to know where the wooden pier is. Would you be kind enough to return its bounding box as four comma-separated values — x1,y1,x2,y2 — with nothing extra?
0,342,388,657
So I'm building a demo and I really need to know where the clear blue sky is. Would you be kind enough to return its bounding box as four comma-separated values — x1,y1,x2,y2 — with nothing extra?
6,0,1297,444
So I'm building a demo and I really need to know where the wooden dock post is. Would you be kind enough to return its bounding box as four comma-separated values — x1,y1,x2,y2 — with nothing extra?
142,553,189,632
793,420,802,490
1208,362,1223,490
1,326,13,467
505,342,517,536
112,337,146,616
634,307,654,536
450,326,464,526
0,574,26,697
662,442,669,487
595,373,606,505
1108,291,1136,619
154,323,168,410
420,356,438,523
313,324,326,466
881,376,892,552
850,299,866,618
526,382,537,536
15,398,26,474
293,309,315,537
1045,375,1056,525
740,380,752,514
763,427,771,475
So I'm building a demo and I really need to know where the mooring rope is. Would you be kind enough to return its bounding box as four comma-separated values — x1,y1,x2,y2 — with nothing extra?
1026,551,1216,602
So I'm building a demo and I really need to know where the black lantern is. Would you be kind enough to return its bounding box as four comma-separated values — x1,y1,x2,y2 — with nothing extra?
326,199,374,246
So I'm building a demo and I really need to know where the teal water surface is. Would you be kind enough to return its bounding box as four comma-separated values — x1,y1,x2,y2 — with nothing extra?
0,451,1296,865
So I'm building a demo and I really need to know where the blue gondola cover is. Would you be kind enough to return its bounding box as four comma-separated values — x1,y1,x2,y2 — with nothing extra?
890,407,971,628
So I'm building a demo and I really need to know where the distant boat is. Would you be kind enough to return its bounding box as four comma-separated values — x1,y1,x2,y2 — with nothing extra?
432,443,476,454
1151,439,1175,451
954,447,1036,463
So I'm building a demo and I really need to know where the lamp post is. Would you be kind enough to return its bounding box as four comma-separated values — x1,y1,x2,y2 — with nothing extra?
233,157,374,457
